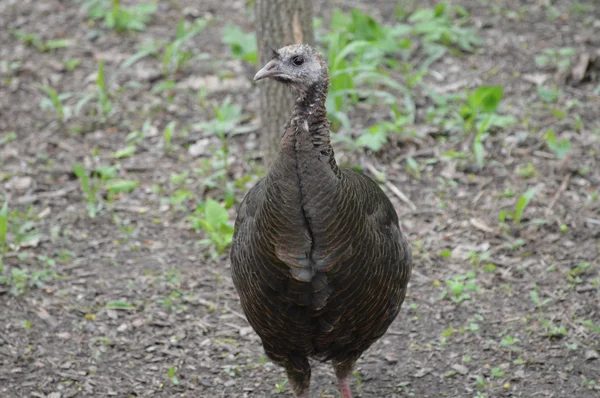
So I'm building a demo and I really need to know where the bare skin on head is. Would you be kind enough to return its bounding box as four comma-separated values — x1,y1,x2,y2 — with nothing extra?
254,44,328,96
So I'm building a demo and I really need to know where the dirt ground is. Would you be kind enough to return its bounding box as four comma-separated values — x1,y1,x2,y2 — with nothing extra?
1,0,599,397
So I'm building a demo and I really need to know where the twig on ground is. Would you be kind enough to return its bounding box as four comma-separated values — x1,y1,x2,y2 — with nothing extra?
545,173,571,216
16,184,78,204
364,162,417,211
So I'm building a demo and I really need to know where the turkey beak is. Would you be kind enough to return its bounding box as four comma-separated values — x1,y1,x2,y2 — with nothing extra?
254,60,281,82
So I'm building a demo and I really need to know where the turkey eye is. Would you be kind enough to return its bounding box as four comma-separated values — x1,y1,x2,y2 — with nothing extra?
292,56,304,66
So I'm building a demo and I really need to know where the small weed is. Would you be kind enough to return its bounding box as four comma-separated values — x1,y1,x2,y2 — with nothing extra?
440,272,479,303
353,369,363,390
73,60,115,121
113,145,136,159
0,132,17,147
498,188,536,225
82,0,156,32
490,367,504,378
500,335,520,350
122,17,208,74
535,47,575,71
106,300,135,309
96,60,113,118
407,2,481,53
222,25,257,65
566,262,594,285
189,199,234,257
544,321,568,339
543,129,572,159
73,163,115,217
578,318,600,334
12,30,73,52
537,85,561,103
516,162,537,178
162,19,209,75
274,377,288,394
462,85,503,131
223,364,241,377
62,59,82,71
0,266,57,296
105,179,139,197
530,288,552,313
194,96,255,174
167,366,179,385
0,203,7,264
40,86,73,123
163,121,176,152
467,250,491,273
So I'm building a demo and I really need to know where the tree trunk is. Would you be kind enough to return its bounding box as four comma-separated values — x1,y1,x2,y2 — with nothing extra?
255,0,314,168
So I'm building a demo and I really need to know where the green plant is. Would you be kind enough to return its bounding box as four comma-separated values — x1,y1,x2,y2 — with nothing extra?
500,335,520,350
0,266,57,296
440,272,479,303
530,288,552,313
0,207,41,254
274,377,288,394
62,59,82,71
82,0,156,32
73,163,115,218
194,97,255,173
490,367,504,378
0,132,17,147
461,86,504,132
407,2,481,53
40,86,73,123
73,60,115,121
189,199,234,256
162,19,209,75
96,60,113,118
543,130,572,159
12,30,73,52
535,47,575,70
163,121,176,152
516,162,537,178
472,116,490,169
566,262,594,285
105,179,139,197
222,25,257,65
498,188,537,225
326,36,410,131
352,104,411,152
0,203,7,264
537,84,561,103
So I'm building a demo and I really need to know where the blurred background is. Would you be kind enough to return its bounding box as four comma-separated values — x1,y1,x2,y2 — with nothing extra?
0,0,599,397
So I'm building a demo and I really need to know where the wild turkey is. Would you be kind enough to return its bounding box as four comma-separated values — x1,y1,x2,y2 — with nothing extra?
230,44,412,398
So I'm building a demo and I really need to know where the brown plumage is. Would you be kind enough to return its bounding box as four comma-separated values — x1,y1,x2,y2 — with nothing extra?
230,44,412,398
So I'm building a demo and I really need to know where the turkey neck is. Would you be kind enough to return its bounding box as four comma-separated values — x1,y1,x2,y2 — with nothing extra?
270,74,342,285
279,77,340,179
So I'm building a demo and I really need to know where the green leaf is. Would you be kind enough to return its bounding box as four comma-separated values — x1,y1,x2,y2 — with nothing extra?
471,86,504,113
222,25,257,65
73,163,92,197
537,85,560,103
0,202,8,255
357,124,388,152
204,199,229,229
106,300,135,309
105,179,139,194
112,145,136,159
514,188,536,224
44,39,73,50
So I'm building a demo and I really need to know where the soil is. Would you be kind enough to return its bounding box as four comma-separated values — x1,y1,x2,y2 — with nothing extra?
1,0,599,397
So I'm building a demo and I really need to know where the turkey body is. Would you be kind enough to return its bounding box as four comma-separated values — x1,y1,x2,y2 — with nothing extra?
230,44,412,397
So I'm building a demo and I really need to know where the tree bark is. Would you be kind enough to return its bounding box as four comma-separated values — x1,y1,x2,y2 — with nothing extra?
255,0,314,168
